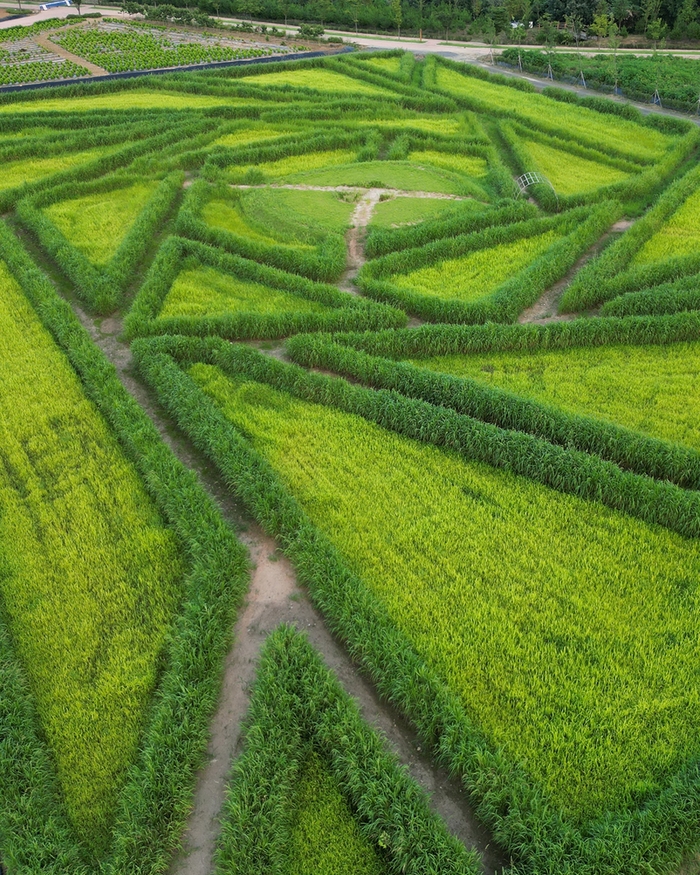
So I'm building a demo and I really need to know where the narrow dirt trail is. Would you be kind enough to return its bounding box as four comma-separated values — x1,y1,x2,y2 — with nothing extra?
518,218,634,324
15,227,507,875
338,187,383,294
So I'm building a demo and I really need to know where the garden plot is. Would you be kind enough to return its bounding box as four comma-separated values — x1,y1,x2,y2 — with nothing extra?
52,20,288,73
0,36,88,85
0,147,110,190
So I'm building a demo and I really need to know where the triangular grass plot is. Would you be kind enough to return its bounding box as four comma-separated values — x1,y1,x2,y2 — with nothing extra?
0,226,248,871
43,180,160,267
0,259,184,853
214,626,478,875
125,236,405,340
16,172,184,313
517,137,632,195
0,147,112,193
359,202,618,323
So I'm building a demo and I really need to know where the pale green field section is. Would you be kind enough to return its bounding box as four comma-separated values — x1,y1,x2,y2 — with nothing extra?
189,364,700,824
241,67,394,95
361,55,402,75
370,195,471,228
409,341,700,452
0,262,183,850
0,90,245,113
160,266,328,318
291,159,468,193
634,185,700,264
204,189,354,244
520,139,631,195
289,753,386,875
0,148,111,191
44,181,158,266
392,230,559,301
225,148,357,182
436,66,673,162
410,149,489,178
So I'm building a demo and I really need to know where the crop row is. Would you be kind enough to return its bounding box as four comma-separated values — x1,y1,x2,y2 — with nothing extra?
53,28,277,73
0,60,88,86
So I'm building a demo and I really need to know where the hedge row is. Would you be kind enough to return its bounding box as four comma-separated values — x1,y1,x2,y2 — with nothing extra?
365,199,537,258
176,180,346,282
560,159,700,312
601,273,700,316
132,333,700,875
430,56,692,159
284,330,700,489
215,625,480,875
0,117,212,212
124,235,406,340
16,170,184,314
360,201,619,323
0,222,249,873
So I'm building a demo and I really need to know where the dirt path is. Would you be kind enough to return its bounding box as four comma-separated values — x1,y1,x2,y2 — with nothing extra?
518,218,634,324
34,33,108,76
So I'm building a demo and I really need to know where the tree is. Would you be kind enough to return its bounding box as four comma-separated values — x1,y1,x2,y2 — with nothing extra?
591,0,610,40
237,0,261,23
608,19,621,89
391,0,402,35
672,0,698,37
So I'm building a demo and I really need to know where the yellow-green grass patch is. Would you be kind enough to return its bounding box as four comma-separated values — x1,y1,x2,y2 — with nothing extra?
160,265,329,319
409,341,700,453
435,67,673,162
189,364,700,823
240,67,394,95
374,117,464,135
290,159,466,194
392,230,559,301
633,185,700,264
211,126,291,148
361,56,402,75
43,181,159,266
239,188,356,241
409,149,489,178
0,90,246,113
0,148,111,191
370,195,475,228
289,751,386,875
0,261,183,851
226,148,357,182
520,139,631,195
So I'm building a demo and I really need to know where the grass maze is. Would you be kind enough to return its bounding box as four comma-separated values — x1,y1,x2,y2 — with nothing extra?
1,46,700,875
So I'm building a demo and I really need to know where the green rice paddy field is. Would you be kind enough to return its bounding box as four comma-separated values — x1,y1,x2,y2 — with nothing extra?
1,44,700,875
